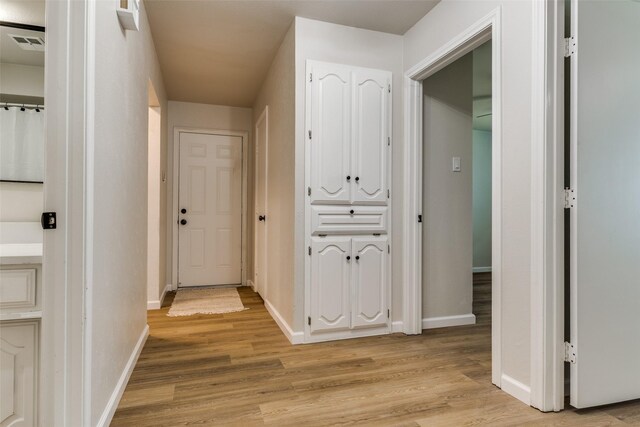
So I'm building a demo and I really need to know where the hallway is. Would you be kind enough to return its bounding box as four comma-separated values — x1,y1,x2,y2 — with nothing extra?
111,282,637,426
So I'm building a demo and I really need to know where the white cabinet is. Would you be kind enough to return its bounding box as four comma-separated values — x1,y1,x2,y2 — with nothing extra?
352,69,389,205
309,64,352,205
0,320,38,427
351,237,388,329
308,61,391,206
309,236,389,335
309,237,351,333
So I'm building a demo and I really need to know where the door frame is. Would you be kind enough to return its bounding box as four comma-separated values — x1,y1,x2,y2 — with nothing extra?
171,127,249,289
253,106,269,296
402,6,503,387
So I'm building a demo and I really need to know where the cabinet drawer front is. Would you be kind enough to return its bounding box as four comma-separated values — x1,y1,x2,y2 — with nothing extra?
0,269,37,310
311,206,387,235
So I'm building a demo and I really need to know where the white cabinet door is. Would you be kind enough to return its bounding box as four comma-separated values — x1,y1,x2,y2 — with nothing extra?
310,237,351,333
0,321,38,427
569,0,640,408
309,64,351,204
352,69,390,205
351,237,388,329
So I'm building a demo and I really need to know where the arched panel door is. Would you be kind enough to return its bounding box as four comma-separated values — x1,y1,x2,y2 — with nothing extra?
351,237,388,329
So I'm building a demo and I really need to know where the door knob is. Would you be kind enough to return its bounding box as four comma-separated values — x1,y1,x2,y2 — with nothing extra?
346,175,351,182
181,208,187,214
355,176,360,182
258,215,266,222
180,219,187,225
350,209,354,215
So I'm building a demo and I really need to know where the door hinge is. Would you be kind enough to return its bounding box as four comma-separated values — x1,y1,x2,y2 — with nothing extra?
564,341,577,364
308,130,312,140
564,188,576,209
308,246,311,256
564,37,576,58
309,73,313,82
41,212,57,230
308,187,311,196
388,136,391,146
418,214,422,223
308,316,311,326
387,309,390,318
387,189,390,199
387,245,390,254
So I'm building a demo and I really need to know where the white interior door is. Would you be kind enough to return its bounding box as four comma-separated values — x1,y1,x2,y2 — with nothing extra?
309,63,351,205
178,132,242,287
351,237,388,329
310,237,351,333
352,69,390,205
255,109,268,298
570,0,640,408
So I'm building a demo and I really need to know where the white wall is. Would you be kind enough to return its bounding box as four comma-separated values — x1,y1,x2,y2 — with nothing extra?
404,0,535,391
166,101,253,287
422,53,474,320
472,129,492,269
251,23,295,326
0,63,44,97
295,17,404,331
89,1,168,424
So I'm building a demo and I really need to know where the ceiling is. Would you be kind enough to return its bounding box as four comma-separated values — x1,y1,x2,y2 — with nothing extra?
0,26,45,67
0,0,45,27
145,0,440,107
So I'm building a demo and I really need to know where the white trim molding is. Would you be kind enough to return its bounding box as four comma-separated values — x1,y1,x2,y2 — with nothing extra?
391,321,404,333
264,299,304,345
403,7,503,388
247,279,256,291
422,314,476,330
171,128,249,289
502,373,532,406
95,326,149,427
147,284,171,310
529,0,566,413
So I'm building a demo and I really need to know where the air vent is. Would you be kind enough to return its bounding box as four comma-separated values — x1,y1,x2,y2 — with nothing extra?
10,34,45,52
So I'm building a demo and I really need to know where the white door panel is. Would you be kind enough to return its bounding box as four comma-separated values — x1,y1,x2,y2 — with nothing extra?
310,237,351,333
178,132,242,287
255,110,268,298
352,69,389,205
570,0,640,408
309,65,351,204
351,237,388,329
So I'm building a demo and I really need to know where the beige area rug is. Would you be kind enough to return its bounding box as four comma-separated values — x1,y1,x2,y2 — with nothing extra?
167,287,249,317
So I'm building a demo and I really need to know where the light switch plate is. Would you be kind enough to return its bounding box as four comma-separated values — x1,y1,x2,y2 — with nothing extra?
452,157,461,172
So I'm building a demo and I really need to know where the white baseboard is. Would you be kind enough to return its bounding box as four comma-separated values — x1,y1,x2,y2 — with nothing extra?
147,284,171,310
473,266,492,273
247,279,256,291
501,373,531,405
391,320,404,333
264,299,304,345
422,313,476,329
96,324,149,427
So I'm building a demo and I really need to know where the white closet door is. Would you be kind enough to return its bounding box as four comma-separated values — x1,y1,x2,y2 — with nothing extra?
570,0,640,408
352,69,390,205
351,237,388,329
310,237,351,333
309,64,351,204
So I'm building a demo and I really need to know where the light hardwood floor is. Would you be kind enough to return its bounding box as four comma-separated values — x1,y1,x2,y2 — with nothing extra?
112,275,640,426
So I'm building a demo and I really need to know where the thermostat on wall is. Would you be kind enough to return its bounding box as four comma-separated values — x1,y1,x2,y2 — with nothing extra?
117,0,140,31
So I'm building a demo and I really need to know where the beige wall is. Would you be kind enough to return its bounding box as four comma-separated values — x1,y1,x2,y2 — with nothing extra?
0,63,44,97
166,101,253,287
251,23,296,324
294,17,404,331
89,1,168,424
422,53,474,319
404,0,535,391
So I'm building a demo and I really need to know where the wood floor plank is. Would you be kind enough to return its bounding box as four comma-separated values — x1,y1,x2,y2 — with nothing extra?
111,276,640,426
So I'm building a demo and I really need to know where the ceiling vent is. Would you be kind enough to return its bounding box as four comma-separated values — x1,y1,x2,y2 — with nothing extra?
9,34,45,52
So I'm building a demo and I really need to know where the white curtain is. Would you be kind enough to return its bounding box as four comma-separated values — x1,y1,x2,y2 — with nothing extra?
0,106,45,182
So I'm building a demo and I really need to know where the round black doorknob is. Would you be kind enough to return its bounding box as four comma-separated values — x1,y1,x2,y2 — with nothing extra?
355,256,360,260
346,175,351,181
346,256,351,261
258,215,266,221
349,209,354,215
181,208,187,214
180,219,187,225
355,176,360,182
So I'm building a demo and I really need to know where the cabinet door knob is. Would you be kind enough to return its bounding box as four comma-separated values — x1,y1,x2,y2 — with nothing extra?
346,256,351,261
355,256,360,261
346,175,351,182
355,176,360,182
350,209,354,215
